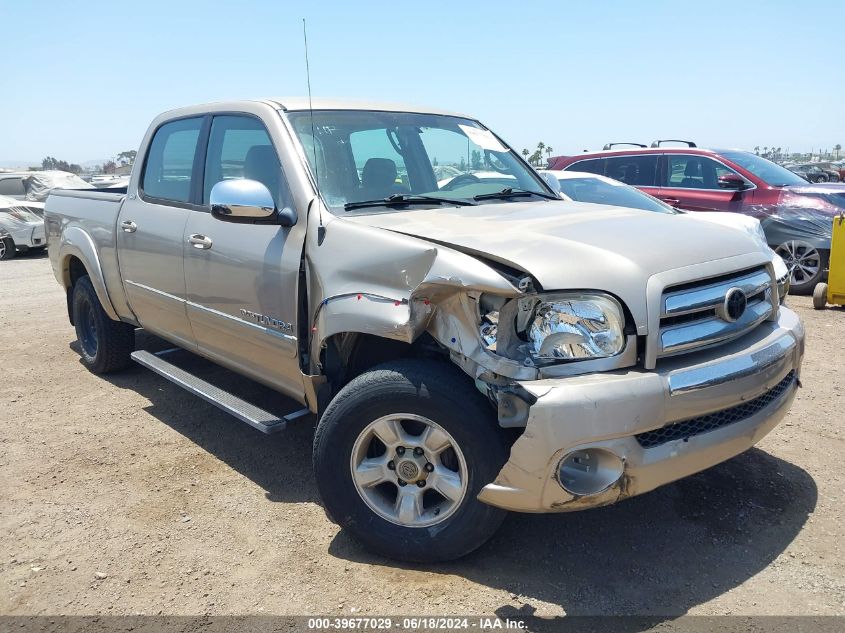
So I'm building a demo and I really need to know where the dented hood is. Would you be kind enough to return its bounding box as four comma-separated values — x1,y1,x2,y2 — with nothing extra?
345,200,765,290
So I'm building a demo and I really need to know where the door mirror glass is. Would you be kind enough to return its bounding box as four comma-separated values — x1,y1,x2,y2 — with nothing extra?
210,179,277,221
717,173,749,190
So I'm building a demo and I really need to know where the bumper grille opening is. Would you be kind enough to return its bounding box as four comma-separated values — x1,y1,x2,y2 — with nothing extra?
635,370,796,449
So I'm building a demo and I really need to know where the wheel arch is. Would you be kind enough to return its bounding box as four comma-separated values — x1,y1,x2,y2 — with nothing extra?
58,228,119,321
320,330,451,393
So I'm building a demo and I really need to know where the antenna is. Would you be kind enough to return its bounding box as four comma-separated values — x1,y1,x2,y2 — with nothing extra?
303,18,325,240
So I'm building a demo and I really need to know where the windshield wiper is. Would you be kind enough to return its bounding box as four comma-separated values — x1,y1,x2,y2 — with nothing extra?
473,187,559,201
344,194,477,211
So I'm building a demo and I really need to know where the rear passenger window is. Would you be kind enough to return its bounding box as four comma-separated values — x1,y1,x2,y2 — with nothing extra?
566,158,605,176
142,117,202,203
203,115,288,207
604,155,658,187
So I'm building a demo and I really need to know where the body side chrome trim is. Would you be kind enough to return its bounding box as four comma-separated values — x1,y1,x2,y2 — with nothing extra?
125,280,298,344
188,301,297,343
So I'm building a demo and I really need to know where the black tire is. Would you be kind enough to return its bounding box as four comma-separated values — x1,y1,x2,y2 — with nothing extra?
72,275,135,373
0,237,15,260
813,282,828,309
313,359,509,562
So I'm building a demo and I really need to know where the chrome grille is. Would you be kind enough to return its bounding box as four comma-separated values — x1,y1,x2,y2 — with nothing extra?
658,266,774,357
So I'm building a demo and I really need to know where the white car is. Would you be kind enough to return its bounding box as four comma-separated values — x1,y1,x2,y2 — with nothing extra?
0,195,46,260
541,169,790,284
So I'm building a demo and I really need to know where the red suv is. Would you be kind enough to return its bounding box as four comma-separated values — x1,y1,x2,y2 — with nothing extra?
548,141,844,293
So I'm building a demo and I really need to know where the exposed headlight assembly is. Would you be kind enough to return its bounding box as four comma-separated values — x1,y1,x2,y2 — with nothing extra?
526,294,625,361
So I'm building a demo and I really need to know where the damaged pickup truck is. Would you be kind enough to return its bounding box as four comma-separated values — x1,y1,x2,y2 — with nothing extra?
45,99,804,562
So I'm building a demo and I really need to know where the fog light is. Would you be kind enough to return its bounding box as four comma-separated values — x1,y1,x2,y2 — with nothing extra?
558,448,624,496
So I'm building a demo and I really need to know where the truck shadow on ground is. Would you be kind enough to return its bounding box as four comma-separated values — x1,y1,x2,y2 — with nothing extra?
87,335,817,623
78,333,319,505
330,447,816,622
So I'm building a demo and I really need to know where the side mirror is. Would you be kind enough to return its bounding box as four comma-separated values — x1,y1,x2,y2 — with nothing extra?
210,179,297,226
717,173,750,191
540,172,562,196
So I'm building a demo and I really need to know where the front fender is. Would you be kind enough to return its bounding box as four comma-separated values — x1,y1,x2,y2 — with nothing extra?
58,226,119,321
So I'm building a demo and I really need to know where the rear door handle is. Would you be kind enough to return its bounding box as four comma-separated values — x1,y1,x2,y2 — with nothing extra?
659,197,681,206
188,234,213,250
121,220,137,233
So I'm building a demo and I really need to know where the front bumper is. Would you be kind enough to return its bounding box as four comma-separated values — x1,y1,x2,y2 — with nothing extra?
478,306,805,512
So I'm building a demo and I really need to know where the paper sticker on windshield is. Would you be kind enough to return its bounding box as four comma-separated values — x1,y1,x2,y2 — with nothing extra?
458,125,508,152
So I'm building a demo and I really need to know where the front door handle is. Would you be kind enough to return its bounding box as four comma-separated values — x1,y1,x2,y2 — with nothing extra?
121,220,137,233
188,234,213,250
659,197,681,207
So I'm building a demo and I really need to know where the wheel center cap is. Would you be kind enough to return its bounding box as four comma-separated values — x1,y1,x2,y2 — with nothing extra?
396,460,420,481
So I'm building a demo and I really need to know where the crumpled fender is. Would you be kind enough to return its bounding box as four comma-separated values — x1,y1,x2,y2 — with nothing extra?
305,211,528,377
58,225,119,321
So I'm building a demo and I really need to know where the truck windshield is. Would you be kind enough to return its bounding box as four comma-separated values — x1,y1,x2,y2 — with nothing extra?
720,151,807,187
285,110,552,214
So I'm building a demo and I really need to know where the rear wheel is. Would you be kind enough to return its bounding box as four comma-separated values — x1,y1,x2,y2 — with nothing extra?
774,241,828,295
313,359,509,562
72,275,135,373
0,237,15,260
813,282,828,309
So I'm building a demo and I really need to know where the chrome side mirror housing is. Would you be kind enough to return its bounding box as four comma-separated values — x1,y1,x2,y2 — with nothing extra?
210,179,297,226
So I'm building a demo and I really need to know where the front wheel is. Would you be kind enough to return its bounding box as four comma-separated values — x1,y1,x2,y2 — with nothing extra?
313,359,509,562
774,241,828,295
0,237,15,260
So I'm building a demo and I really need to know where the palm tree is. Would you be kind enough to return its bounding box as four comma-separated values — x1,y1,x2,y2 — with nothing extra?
754,146,760,155
545,146,553,159
522,149,530,160
835,144,842,159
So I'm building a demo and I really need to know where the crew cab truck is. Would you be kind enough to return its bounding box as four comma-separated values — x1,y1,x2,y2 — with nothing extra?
45,99,804,562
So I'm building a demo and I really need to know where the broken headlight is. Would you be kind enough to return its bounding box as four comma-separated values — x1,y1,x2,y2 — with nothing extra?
527,294,625,361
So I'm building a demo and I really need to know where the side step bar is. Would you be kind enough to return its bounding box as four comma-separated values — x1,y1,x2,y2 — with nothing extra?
130,350,310,434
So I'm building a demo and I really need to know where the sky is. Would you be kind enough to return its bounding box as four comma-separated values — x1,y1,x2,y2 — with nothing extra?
1,0,843,166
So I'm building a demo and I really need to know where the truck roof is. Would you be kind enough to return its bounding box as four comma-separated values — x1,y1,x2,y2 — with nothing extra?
268,97,471,119
159,98,472,120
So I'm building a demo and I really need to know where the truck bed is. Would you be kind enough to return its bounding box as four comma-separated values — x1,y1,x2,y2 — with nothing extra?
44,188,129,320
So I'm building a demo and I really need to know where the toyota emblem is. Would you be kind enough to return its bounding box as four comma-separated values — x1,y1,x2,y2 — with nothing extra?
723,287,747,322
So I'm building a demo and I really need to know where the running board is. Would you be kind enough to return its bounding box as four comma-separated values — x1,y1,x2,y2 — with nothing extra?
130,350,310,434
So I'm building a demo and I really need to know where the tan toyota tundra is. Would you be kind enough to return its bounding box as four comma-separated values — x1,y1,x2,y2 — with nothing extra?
44,99,804,562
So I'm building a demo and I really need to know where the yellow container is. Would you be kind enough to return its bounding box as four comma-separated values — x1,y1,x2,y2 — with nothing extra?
813,212,845,308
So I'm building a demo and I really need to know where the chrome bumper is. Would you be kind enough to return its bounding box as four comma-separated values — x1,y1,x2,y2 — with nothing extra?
478,306,804,513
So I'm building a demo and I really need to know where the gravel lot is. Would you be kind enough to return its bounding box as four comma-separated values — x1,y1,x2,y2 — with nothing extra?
1,250,843,618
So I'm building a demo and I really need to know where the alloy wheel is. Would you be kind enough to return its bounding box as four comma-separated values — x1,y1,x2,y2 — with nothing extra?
775,240,821,287
350,413,468,528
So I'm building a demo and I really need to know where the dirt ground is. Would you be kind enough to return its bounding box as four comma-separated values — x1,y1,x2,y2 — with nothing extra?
1,249,843,618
